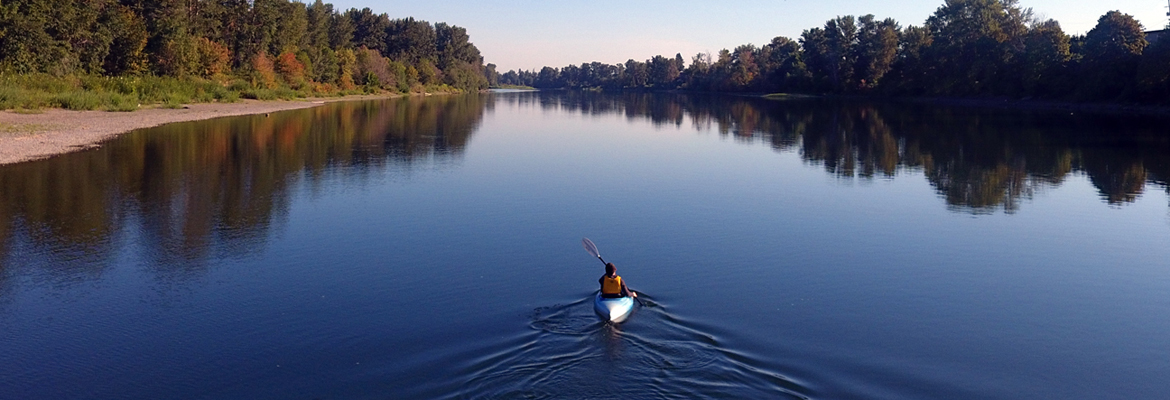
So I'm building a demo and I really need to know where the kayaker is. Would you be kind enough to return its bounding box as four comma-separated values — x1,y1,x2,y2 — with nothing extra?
599,262,637,299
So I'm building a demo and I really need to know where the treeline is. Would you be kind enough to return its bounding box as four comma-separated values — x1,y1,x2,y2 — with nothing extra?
0,0,489,95
499,0,1170,102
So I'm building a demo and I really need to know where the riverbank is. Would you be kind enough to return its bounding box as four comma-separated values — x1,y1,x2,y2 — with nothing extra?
0,94,400,165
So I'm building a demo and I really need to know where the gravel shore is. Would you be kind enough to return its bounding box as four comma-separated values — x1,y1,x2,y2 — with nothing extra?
0,99,338,165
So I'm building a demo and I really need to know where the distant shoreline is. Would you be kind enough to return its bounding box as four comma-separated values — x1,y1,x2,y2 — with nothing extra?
0,94,402,166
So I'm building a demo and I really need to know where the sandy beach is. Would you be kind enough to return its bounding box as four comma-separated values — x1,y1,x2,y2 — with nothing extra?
0,97,387,165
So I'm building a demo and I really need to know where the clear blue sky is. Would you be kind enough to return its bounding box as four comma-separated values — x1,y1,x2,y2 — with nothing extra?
326,0,1170,72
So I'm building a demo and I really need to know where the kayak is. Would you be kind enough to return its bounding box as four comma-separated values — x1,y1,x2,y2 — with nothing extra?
594,293,635,323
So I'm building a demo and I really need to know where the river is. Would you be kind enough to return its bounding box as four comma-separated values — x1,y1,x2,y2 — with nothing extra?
2,91,1169,399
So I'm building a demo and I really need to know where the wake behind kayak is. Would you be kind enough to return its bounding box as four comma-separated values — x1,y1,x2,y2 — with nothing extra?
593,293,634,323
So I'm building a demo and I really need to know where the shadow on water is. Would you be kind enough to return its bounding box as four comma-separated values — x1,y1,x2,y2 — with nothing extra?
437,294,810,399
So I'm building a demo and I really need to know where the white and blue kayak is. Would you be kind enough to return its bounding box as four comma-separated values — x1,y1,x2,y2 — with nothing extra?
594,293,635,323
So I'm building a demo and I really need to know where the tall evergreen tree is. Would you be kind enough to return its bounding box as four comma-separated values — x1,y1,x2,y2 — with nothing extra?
347,8,388,54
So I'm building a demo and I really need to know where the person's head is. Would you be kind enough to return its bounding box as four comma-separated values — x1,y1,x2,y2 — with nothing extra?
605,262,616,275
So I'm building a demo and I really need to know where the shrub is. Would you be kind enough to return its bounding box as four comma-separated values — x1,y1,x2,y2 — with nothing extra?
104,93,139,111
227,80,250,92
162,93,188,108
53,91,101,110
274,87,299,99
364,72,381,93
217,90,240,103
0,87,28,109
241,89,277,100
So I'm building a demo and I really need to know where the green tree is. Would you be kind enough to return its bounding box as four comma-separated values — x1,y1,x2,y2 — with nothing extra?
802,16,859,93
759,36,807,92
132,0,199,76
329,8,354,49
188,0,226,41
824,16,858,92
728,45,759,89
800,27,831,91
923,0,1031,95
435,23,480,69
1080,11,1147,100
315,48,340,85
0,0,74,74
102,3,150,75
623,59,647,87
68,1,114,75
1020,19,1071,97
482,63,496,87
535,66,560,88
681,52,712,89
417,59,440,85
885,25,933,94
336,47,357,89
1136,36,1170,101
853,15,900,90
347,8,389,54
269,0,308,56
385,17,437,65
230,0,282,70
648,55,680,87
305,0,332,80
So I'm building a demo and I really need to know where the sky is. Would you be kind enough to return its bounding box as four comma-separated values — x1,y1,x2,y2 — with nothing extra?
326,0,1170,72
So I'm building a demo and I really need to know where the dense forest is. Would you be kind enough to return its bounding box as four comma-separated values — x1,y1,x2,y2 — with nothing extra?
498,0,1170,103
0,0,491,109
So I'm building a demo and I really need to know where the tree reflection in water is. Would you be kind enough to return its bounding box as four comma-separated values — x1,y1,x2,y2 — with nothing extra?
1,91,1168,281
0,95,487,278
503,91,1170,213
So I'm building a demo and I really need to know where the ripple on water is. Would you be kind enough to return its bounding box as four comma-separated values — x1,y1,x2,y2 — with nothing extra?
442,294,811,399
529,299,599,336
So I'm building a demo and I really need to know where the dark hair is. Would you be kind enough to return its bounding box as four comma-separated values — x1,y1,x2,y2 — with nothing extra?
605,262,616,275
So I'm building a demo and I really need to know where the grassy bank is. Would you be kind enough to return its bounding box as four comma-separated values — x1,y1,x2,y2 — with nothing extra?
0,74,464,112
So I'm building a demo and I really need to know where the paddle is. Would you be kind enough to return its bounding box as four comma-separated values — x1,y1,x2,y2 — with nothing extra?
582,237,643,306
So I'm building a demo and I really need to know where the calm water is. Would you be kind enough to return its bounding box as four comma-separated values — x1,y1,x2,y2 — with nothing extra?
2,92,1170,399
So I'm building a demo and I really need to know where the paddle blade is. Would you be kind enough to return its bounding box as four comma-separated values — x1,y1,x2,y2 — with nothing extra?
582,237,601,259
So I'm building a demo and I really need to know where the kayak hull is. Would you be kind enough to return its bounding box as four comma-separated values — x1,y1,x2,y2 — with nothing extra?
594,293,635,323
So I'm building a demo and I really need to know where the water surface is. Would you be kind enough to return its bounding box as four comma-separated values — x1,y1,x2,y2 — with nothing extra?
2,92,1169,399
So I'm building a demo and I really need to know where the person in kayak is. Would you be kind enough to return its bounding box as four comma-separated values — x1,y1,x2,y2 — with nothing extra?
599,262,637,299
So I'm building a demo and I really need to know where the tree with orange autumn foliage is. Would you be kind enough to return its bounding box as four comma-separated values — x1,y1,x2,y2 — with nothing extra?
276,51,307,86
194,38,231,78
251,53,278,89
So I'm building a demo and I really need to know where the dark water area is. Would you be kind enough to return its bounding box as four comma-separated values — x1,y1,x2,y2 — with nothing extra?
2,91,1169,399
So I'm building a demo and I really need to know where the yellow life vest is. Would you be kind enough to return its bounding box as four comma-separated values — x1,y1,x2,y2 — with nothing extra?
602,275,623,295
